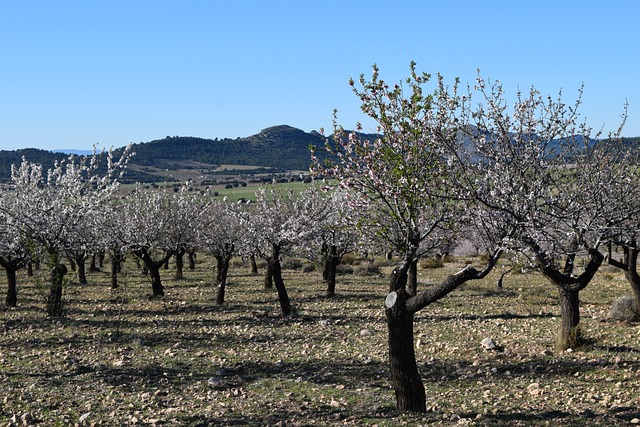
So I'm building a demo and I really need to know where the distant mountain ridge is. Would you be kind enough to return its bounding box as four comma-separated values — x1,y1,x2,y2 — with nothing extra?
0,125,375,183
1,126,636,184
120,125,330,171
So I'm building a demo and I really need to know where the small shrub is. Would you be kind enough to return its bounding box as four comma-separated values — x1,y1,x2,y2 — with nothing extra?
335,264,354,275
610,296,639,322
230,258,246,268
341,253,359,265
420,257,444,269
372,257,394,268
302,264,315,273
353,263,380,276
281,258,304,271
600,263,621,274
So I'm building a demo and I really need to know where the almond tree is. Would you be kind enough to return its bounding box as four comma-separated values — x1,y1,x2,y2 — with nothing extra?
200,200,247,305
450,75,632,349
248,185,329,316
99,198,129,289
599,143,640,316
312,63,505,412
315,189,363,297
3,148,131,316
0,196,31,307
119,185,205,297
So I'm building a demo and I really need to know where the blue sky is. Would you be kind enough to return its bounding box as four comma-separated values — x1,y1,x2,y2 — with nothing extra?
0,0,638,151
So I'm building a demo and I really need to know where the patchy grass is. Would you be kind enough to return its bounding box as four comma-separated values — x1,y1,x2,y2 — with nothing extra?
1,256,640,426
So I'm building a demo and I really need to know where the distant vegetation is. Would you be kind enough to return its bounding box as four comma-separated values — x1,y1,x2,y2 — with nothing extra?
0,127,636,185
0,125,378,184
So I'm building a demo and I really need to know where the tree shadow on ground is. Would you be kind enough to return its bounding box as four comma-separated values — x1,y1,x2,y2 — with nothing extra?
417,311,556,322
478,408,640,426
421,353,640,384
214,357,389,389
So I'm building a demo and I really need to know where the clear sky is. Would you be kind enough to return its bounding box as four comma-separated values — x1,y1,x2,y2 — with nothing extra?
0,0,638,151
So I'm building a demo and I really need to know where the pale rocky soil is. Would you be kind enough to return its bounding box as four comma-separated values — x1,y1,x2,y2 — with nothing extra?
1,256,640,426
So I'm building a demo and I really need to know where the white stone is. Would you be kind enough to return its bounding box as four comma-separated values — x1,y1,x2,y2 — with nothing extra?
481,337,497,350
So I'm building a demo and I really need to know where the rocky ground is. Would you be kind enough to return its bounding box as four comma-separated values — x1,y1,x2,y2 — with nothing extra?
1,255,640,426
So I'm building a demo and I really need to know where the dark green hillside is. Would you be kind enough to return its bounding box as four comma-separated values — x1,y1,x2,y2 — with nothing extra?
124,125,326,171
0,149,67,182
0,125,378,183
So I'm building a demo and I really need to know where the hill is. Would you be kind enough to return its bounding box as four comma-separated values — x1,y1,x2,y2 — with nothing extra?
121,125,326,171
0,125,361,184
0,149,68,181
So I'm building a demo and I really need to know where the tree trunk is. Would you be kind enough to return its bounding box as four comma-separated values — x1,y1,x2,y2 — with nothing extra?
497,268,512,289
110,249,123,289
267,244,291,316
174,248,186,280
47,263,68,317
215,255,230,305
607,245,640,316
188,250,196,270
407,259,418,297
264,261,273,289
148,264,164,297
623,246,640,314
384,249,503,413
270,256,292,316
67,254,76,272
89,253,99,273
557,285,581,350
134,248,171,297
250,254,258,274
0,257,24,307
323,245,340,297
530,241,603,351
75,253,88,284
385,266,426,412
5,267,18,307
111,257,119,289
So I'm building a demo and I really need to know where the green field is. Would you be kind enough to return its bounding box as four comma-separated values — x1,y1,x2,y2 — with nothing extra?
211,180,312,202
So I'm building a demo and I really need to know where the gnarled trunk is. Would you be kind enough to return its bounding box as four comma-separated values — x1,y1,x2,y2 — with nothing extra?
268,244,291,316
384,247,502,413
110,249,124,289
557,286,581,350
188,250,196,270
264,261,273,289
407,259,418,297
48,263,68,317
74,252,88,284
323,244,341,297
148,264,164,297
385,273,426,412
5,267,18,307
250,254,259,275
215,255,231,305
609,244,640,315
174,248,186,280
89,253,99,273
1,257,23,307
539,248,603,350
135,248,173,297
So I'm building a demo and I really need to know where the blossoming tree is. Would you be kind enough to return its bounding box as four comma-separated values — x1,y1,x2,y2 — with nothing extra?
199,199,248,305
3,148,131,316
312,63,505,412
248,185,329,316
450,75,632,350
119,184,206,297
